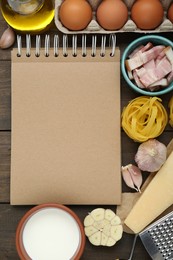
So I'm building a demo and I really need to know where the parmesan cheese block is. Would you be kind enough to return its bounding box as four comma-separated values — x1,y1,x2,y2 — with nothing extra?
124,151,173,234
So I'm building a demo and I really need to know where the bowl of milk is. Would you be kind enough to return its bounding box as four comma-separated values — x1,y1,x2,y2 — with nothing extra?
16,204,85,260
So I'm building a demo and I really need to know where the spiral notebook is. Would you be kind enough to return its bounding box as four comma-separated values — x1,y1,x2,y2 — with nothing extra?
10,35,121,205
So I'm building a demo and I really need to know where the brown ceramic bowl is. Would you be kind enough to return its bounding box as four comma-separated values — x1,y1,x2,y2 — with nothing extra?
16,203,85,260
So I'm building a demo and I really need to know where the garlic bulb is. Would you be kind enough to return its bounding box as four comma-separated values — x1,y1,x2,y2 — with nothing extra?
135,139,167,172
0,27,15,49
84,208,123,246
121,164,143,192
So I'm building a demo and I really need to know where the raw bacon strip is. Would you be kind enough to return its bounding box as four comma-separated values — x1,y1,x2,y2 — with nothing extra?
140,46,165,64
133,70,145,89
144,59,155,70
150,78,168,87
128,42,153,58
140,68,158,87
126,46,165,72
156,49,166,60
140,57,172,87
136,60,157,87
125,54,143,71
167,71,173,83
164,46,173,66
155,49,167,66
156,57,172,79
140,42,153,53
127,69,133,80
129,45,144,58
135,67,146,78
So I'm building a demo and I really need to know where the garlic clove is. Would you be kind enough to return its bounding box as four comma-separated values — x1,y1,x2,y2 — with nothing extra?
135,139,167,172
121,165,137,191
127,164,143,193
0,27,16,49
121,164,142,192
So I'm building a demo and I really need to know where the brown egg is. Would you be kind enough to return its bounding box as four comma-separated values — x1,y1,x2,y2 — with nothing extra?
168,2,173,23
59,0,92,31
96,0,128,30
131,0,164,30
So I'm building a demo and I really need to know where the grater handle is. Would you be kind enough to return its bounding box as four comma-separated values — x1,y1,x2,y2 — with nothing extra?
128,234,138,260
116,234,138,260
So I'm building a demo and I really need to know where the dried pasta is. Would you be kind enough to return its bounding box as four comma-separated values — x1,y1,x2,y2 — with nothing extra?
168,96,173,127
121,96,168,142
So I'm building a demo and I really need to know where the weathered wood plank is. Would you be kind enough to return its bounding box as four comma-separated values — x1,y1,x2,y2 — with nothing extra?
0,10,13,61
0,132,10,203
0,61,11,130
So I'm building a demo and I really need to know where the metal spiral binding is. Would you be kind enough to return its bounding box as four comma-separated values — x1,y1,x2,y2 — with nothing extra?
109,34,116,57
17,35,22,57
100,35,106,57
82,35,87,57
91,35,97,57
16,34,117,57
72,35,77,57
53,35,59,57
63,35,68,57
26,34,31,57
45,35,50,57
35,35,41,57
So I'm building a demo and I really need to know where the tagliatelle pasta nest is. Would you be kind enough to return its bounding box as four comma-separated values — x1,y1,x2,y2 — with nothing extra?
121,96,168,142
168,96,173,127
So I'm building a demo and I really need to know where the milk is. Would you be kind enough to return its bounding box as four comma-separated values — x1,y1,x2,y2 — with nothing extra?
22,207,81,260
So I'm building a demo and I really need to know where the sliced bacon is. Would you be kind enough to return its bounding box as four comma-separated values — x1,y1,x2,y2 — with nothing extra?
139,57,171,87
133,70,145,89
150,78,168,87
128,45,144,58
140,68,158,87
125,54,143,71
143,59,155,70
156,49,166,60
126,46,165,72
164,46,173,67
156,57,172,79
167,70,173,83
127,69,133,80
140,42,153,53
128,42,153,59
139,46,165,64
125,43,173,92
135,67,146,78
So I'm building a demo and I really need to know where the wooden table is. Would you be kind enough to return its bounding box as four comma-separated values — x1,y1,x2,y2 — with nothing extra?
0,9,173,259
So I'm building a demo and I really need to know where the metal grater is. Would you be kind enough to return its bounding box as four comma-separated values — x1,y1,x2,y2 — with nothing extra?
139,211,173,260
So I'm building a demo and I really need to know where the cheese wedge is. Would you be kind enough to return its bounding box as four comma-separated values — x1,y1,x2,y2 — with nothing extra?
124,151,173,234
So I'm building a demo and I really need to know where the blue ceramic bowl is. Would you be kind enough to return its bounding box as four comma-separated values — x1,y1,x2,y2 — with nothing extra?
121,35,173,96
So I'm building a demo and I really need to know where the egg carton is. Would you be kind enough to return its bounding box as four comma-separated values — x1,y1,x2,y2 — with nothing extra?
54,0,173,34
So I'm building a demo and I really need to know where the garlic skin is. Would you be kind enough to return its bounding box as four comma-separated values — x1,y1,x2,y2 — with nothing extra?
135,139,167,172
0,27,15,49
121,164,143,192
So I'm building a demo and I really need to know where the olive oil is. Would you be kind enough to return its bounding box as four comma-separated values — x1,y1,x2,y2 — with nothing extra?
7,0,44,15
1,0,54,33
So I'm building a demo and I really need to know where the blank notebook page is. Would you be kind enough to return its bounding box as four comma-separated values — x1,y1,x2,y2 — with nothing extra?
10,48,121,205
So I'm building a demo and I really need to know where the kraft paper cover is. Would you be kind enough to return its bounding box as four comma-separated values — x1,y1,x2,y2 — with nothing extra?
10,48,121,205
